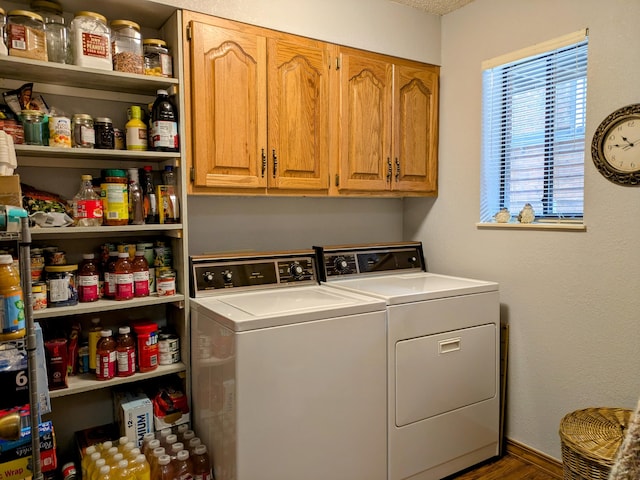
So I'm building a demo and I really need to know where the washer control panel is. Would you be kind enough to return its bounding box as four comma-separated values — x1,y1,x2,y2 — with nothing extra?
316,242,425,280
190,251,317,297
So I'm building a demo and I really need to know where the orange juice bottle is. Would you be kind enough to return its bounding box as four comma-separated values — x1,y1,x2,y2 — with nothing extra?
0,254,24,341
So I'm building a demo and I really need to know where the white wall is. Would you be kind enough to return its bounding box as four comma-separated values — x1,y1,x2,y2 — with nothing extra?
405,0,640,460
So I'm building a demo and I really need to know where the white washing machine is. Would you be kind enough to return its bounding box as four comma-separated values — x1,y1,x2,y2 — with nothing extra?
189,250,388,480
315,242,500,480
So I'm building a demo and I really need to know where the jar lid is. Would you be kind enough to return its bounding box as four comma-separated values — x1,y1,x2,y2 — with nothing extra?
30,0,63,14
103,168,127,178
45,264,78,272
143,38,167,47
94,117,112,124
74,11,107,24
21,109,44,119
72,113,93,121
110,19,140,31
132,322,158,334
8,10,45,22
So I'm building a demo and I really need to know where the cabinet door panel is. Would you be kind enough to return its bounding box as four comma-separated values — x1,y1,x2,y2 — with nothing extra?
190,21,267,189
338,50,392,192
267,38,330,190
393,64,438,194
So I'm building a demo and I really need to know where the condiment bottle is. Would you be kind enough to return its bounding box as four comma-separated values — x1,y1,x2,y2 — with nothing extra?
73,174,103,227
96,329,117,380
126,105,147,151
191,445,213,480
150,89,178,152
78,253,100,302
127,168,144,225
132,250,150,297
142,165,159,224
88,317,103,372
116,326,135,377
104,250,120,299
0,254,25,341
101,169,129,226
114,252,134,301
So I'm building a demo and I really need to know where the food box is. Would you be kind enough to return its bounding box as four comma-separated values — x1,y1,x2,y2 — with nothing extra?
0,175,21,208
0,421,57,480
113,391,154,447
152,385,190,430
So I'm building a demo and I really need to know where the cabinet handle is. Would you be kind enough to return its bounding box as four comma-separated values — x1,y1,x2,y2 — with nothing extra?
395,157,400,182
261,149,266,178
272,149,278,178
387,158,392,182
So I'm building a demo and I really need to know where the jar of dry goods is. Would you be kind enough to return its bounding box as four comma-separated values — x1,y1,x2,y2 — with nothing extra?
143,39,172,77
72,113,95,148
111,20,143,74
31,0,70,64
70,11,111,70
0,8,8,55
7,10,47,61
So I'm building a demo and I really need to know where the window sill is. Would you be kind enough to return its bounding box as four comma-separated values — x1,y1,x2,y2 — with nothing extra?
476,221,586,231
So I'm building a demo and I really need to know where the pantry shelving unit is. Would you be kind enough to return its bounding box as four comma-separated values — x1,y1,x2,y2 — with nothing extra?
0,2,189,462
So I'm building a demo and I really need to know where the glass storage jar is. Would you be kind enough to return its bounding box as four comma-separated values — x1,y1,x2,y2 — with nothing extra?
70,11,111,70
30,0,70,63
0,8,8,55
111,20,143,74
143,39,172,77
20,109,45,145
72,113,95,148
7,10,47,61
94,117,114,149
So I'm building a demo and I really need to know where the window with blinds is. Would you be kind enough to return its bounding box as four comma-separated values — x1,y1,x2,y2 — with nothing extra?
480,30,588,223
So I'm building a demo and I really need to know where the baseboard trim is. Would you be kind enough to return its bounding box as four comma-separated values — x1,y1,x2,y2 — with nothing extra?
505,438,563,479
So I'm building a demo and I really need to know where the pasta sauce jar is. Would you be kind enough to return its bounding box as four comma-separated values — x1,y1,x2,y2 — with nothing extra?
101,169,129,225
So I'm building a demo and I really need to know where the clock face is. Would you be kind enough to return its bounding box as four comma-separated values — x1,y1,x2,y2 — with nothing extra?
592,104,640,185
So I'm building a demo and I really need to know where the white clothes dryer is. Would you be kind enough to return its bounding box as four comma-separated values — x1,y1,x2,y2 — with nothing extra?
190,250,388,480
315,242,500,480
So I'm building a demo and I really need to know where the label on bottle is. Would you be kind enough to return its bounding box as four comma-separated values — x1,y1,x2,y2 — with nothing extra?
76,199,103,220
102,184,128,221
133,271,150,297
117,347,136,376
151,120,178,149
126,126,148,150
48,278,71,302
78,274,99,302
97,350,116,379
0,292,25,334
194,472,213,480
115,273,134,299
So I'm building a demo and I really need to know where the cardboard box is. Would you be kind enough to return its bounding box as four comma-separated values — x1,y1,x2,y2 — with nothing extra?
0,175,21,208
74,423,118,457
0,421,57,480
113,391,154,447
151,386,190,430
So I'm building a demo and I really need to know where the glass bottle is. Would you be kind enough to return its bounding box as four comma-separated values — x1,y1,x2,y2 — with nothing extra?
0,254,25,342
127,168,144,225
142,165,158,224
74,174,103,226
96,329,117,380
88,317,102,372
143,39,172,77
132,250,149,297
114,252,134,301
116,326,135,377
126,105,147,151
78,253,100,302
150,89,179,152
159,165,179,224
7,10,47,61
31,0,71,64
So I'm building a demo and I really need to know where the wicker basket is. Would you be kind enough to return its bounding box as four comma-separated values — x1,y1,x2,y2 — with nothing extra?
559,407,632,480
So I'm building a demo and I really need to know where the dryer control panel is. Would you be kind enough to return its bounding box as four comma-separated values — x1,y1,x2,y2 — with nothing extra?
315,242,425,280
190,251,317,297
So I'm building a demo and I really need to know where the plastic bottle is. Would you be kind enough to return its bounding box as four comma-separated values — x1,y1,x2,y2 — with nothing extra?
114,252,134,301
168,441,184,461
87,318,103,372
142,166,158,224
159,165,179,224
131,251,149,297
112,459,133,480
150,89,179,152
142,438,159,461
104,251,120,299
187,437,201,455
90,458,107,480
156,454,175,480
181,430,195,445
176,424,189,442
96,329,117,380
78,253,100,302
129,454,150,480
191,445,213,480
96,464,112,480
107,452,124,468
116,326,135,377
126,105,147,151
126,448,141,461
163,434,177,452
127,168,144,225
149,447,166,479
73,174,103,227
171,450,193,480
0,254,25,341
82,445,98,478
119,440,135,456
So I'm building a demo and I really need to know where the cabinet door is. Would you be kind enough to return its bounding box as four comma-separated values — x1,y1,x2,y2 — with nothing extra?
392,63,439,194
337,49,393,193
189,21,268,189
267,37,330,191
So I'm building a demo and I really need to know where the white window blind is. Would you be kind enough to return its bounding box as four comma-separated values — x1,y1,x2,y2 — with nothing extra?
480,30,588,223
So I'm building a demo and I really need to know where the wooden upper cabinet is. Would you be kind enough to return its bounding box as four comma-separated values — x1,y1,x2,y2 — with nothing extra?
267,37,330,191
187,18,267,190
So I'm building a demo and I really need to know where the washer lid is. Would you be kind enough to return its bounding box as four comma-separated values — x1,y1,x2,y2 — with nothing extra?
324,272,498,305
191,285,386,331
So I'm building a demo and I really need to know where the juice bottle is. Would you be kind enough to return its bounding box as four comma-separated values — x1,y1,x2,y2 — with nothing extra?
104,250,120,299
187,437,201,455
131,251,149,297
156,454,175,480
0,254,25,341
168,441,184,461
88,318,103,372
96,329,117,380
163,433,177,451
142,438,159,461
82,445,98,478
171,449,193,480
176,424,189,442
112,459,133,480
114,252,134,301
149,447,166,479
78,253,100,302
116,326,135,377
191,445,213,480
126,448,141,461
90,458,107,480
129,454,150,480
96,464,112,480
150,89,179,152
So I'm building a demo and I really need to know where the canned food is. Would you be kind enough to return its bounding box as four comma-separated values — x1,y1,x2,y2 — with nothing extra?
158,333,179,353
32,281,47,310
30,250,44,282
48,116,72,147
156,269,175,296
45,264,78,307
159,350,180,365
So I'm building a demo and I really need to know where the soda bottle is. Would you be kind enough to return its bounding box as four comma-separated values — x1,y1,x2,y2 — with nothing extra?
172,450,193,480
73,174,103,227
156,454,175,480
142,166,159,224
0,254,25,342
88,318,103,372
104,251,120,300
132,251,149,297
150,89,179,152
116,326,135,377
129,454,150,480
191,445,213,480
114,252,134,301
127,168,144,225
96,329,117,380
78,253,100,302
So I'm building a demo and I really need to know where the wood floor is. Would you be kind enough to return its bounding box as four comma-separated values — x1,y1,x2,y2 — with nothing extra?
445,453,560,480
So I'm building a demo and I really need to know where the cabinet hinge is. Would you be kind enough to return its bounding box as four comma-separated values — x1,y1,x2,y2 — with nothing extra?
186,24,192,41
335,174,339,186
190,166,195,182
335,57,341,70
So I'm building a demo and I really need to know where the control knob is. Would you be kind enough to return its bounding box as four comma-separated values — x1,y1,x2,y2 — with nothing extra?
333,256,350,273
289,262,304,278
222,270,233,283
202,271,214,282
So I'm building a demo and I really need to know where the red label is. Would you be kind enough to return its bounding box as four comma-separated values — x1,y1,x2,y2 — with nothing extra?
117,348,136,377
97,351,116,379
78,275,99,302
82,32,109,58
76,199,103,220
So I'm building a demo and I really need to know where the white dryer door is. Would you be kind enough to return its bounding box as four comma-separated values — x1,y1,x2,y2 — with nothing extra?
395,323,496,426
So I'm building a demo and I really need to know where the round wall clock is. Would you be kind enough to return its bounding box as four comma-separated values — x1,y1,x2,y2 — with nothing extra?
591,103,640,185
